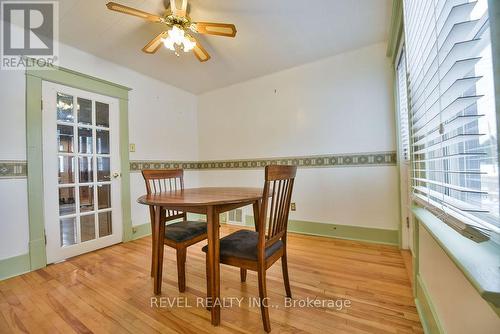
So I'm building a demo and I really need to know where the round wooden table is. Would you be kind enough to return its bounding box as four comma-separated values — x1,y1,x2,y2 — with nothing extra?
137,187,263,326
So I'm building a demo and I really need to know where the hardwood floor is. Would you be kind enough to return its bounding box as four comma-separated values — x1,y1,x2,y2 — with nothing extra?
400,250,414,287
0,225,423,333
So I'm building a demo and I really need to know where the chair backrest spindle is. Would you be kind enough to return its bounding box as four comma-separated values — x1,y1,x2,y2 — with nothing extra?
258,165,297,253
142,169,186,221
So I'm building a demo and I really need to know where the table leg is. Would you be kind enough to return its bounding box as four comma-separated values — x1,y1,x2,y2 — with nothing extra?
149,206,157,277
153,205,165,294
252,199,261,232
207,205,220,325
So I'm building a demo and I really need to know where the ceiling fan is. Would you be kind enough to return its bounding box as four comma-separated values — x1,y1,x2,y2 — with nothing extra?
106,0,237,62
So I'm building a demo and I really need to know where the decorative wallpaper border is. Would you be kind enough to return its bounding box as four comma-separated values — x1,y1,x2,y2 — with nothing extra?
0,151,397,179
0,161,27,179
129,151,397,172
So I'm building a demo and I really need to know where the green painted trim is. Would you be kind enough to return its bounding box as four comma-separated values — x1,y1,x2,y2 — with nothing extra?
244,216,399,246
413,214,419,297
119,99,133,242
26,74,47,270
188,213,207,221
25,65,131,274
0,253,31,281
415,274,445,334
386,0,403,63
413,207,500,308
131,223,152,240
26,63,131,100
129,151,397,171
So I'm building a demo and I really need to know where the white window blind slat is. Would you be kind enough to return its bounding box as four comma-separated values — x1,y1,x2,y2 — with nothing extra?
413,169,486,175
413,190,489,213
413,114,484,145
437,1,477,35
412,76,482,124
413,177,488,193
413,134,484,154
413,94,483,132
413,152,486,163
402,0,499,237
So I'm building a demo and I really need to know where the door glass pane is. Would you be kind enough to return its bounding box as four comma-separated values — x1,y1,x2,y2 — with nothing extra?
60,217,76,246
97,157,110,181
77,98,92,125
59,187,75,215
78,127,93,154
96,102,109,127
79,185,94,212
96,129,110,154
78,157,93,183
80,215,96,242
57,125,74,153
57,93,74,122
98,211,112,237
97,184,111,209
58,156,74,184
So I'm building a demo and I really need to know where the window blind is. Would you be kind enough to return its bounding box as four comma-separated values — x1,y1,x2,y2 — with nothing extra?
402,0,499,239
397,50,411,162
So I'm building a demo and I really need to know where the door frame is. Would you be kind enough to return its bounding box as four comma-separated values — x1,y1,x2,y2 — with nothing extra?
394,41,413,251
26,63,132,270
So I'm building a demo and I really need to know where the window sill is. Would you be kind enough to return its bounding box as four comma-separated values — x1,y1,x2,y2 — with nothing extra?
412,207,500,308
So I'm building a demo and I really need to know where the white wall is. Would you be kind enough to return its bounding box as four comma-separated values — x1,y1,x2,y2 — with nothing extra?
197,42,399,229
419,228,500,333
0,42,199,260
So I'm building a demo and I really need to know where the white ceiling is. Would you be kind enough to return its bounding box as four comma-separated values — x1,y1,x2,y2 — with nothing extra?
58,0,392,94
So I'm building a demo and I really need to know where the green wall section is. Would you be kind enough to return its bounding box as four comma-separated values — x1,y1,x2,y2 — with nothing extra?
131,223,152,240
244,216,399,245
413,208,500,308
0,253,31,281
129,214,398,247
415,274,444,334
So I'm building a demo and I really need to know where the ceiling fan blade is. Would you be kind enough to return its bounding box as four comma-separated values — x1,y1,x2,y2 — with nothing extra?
170,0,188,17
193,22,237,37
142,31,168,54
106,2,162,22
188,36,210,62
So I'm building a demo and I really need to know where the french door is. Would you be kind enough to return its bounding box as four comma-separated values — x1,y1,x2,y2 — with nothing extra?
42,82,122,264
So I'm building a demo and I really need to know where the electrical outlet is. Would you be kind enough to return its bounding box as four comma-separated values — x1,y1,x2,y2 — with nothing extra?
129,143,136,152
290,203,296,211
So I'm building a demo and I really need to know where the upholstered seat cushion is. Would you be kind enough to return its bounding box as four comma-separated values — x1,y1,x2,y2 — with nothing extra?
202,229,283,261
164,221,207,243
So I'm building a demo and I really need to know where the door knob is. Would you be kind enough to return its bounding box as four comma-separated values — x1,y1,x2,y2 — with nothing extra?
112,172,121,179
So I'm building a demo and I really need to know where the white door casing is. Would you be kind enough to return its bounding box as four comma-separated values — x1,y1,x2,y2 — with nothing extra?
395,42,414,252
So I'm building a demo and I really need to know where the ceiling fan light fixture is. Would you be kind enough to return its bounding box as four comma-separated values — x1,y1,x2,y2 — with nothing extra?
106,1,235,62
162,25,196,53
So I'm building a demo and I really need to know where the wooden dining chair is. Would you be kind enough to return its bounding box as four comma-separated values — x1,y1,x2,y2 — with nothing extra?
202,165,297,332
142,169,207,292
